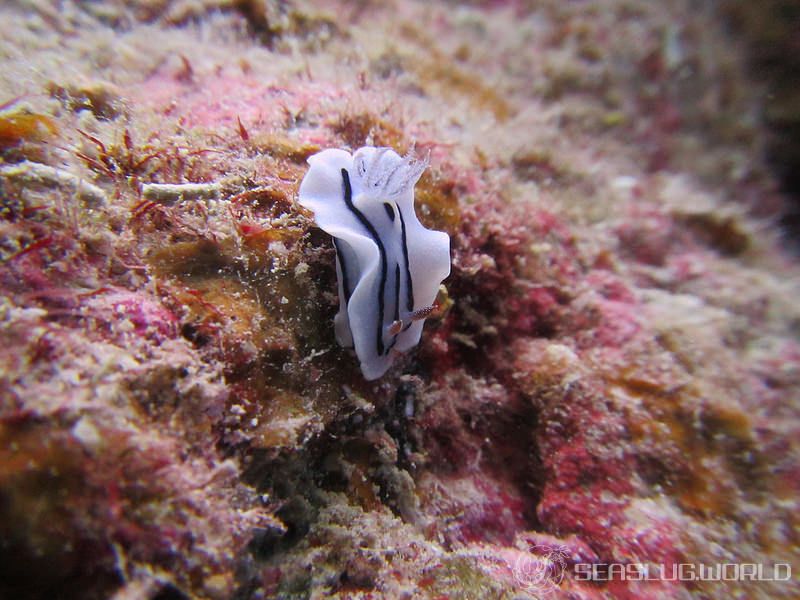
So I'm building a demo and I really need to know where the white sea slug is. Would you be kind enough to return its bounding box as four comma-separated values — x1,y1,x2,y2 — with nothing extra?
298,146,451,380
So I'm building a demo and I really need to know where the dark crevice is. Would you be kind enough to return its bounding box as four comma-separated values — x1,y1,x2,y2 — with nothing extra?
719,1,800,247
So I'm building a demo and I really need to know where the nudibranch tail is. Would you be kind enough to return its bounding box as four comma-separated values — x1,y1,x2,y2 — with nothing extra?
298,146,450,380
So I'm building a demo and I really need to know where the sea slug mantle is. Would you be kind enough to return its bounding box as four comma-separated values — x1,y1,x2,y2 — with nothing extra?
298,146,451,380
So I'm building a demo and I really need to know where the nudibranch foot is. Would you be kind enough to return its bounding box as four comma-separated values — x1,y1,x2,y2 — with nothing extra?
388,320,404,336
388,303,438,336
407,304,438,322
298,146,451,380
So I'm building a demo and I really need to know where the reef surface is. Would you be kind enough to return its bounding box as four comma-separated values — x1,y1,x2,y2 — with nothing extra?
1,1,798,599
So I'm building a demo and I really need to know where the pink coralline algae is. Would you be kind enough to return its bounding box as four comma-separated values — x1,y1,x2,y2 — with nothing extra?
1,0,800,599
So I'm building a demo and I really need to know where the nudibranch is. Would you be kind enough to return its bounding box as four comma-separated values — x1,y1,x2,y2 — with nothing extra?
298,146,451,380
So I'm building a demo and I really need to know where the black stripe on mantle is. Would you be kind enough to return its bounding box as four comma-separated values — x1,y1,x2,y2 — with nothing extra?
341,168,388,356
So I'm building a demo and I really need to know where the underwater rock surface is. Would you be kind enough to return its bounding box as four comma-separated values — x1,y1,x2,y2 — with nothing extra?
1,1,798,598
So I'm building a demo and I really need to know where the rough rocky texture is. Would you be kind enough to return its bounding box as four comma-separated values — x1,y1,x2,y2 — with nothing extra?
1,1,798,598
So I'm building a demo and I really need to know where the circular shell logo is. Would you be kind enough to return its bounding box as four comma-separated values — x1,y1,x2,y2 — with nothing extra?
512,544,569,595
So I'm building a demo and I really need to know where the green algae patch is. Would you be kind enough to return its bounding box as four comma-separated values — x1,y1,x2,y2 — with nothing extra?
0,420,123,599
248,133,321,163
0,109,57,150
415,170,462,234
422,556,514,600
331,111,408,152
